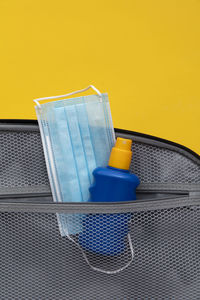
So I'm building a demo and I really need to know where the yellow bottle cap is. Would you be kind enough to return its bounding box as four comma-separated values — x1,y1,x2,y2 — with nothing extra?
108,137,132,170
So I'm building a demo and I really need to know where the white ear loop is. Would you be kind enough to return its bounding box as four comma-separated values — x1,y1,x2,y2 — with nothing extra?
33,85,102,109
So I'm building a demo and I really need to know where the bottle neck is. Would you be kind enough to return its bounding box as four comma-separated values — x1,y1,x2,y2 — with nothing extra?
107,166,129,173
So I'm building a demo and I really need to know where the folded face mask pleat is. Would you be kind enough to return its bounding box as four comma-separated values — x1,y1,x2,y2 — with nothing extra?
85,97,112,166
64,104,91,202
50,106,83,202
75,101,97,183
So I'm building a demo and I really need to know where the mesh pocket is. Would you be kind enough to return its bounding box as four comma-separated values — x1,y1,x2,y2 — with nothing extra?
0,125,200,299
0,127,200,193
62,212,134,274
0,130,49,193
0,204,199,299
130,141,200,184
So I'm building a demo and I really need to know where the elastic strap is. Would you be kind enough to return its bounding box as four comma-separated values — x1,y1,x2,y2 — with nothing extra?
65,230,134,274
33,85,102,109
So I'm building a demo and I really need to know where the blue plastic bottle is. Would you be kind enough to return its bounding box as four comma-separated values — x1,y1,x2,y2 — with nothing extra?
79,138,140,255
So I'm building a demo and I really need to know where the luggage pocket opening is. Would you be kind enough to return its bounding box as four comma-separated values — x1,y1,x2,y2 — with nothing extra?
0,190,189,203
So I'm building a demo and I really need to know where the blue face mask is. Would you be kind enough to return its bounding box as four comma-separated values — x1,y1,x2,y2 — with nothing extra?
34,85,115,234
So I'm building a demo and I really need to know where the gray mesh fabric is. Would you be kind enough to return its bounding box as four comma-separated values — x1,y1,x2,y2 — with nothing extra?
0,129,200,195
0,130,49,192
131,141,200,184
0,130,49,188
0,207,199,299
0,124,200,299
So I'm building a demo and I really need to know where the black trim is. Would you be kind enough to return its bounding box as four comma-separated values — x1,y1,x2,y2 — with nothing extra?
0,119,199,161
0,119,37,125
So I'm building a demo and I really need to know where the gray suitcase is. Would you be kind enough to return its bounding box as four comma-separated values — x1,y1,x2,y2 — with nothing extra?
0,120,199,299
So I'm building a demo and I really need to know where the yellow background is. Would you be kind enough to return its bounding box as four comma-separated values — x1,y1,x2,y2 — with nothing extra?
0,0,200,153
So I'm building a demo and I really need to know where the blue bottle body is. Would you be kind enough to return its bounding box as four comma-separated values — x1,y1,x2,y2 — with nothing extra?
79,166,140,255
89,166,140,202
